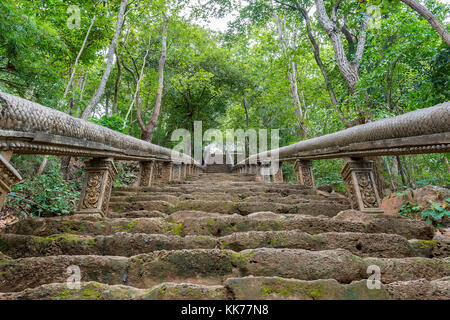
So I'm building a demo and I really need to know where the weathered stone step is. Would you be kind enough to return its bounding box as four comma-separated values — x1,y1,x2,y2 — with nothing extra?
225,276,450,300
180,214,435,240
1,231,432,259
3,214,435,240
109,199,349,217
110,192,339,204
2,277,449,300
0,281,227,300
110,195,179,204
110,210,167,219
1,248,448,292
110,201,174,214
113,184,314,195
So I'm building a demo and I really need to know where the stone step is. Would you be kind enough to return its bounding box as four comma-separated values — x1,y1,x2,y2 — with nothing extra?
179,214,435,240
1,277,449,300
111,199,349,217
0,281,227,300
110,211,167,219
3,214,435,240
113,184,314,195
110,195,179,205
225,276,450,300
109,192,338,204
1,248,448,292
1,230,435,259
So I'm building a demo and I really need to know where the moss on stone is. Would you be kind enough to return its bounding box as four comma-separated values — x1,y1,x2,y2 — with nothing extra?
170,223,184,236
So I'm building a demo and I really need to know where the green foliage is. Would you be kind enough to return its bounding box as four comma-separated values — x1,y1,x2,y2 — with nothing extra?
399,201,423,220
399,198,450,228
421,200,450,227
313,159,346,192
114,163,137,188
91,114,129,134
6,167,80,217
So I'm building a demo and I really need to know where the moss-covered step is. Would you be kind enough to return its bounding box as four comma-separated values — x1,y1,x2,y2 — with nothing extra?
225,276,450,300
0,230,416,259
0,281,227,300
180,215,434,240
1,248,448,292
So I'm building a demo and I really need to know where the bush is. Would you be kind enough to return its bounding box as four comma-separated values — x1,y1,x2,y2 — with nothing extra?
399,197,450,228
6,167,80,218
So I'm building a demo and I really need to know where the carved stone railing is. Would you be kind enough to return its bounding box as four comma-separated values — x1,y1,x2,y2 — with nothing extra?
233,101,450,214
0,92,203,216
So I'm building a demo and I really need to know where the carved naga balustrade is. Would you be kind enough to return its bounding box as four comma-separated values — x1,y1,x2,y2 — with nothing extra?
0,92,203,217
232,101,450,214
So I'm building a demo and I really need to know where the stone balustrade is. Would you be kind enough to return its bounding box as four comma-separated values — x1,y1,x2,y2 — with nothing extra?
232,101,450,214
0,92,203,216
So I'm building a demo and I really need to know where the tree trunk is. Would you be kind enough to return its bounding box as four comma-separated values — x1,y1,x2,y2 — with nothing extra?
142,18,168,143
274,13,306,138
400,0,450,46
113,48,121,114
396,155,408,187
81,0,128,120
314,0,368,94
382,156,396,191
297,6,338,105
242,96,249,127
63,15,97,101
403,155,416,188
61,156,72,181
445,156,450,174
36,156,48,177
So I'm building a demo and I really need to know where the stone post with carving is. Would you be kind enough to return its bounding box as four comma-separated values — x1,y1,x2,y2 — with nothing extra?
0,152,22,211
138,160,155,187
172,163,181,181
181,163,187,180
255,163,263,182
272,161,283,183
294,159,315,188
160,162,173,182
77,158,117,217
341,158,383,214
261,162,271,183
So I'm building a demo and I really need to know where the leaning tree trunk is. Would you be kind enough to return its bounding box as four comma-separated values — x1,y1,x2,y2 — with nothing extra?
81,0,128,120
63,15,96,101
298,6,338,105
274,13,306,138
400,0,450,46
313,0,368,94
142,18,168,143
113,48,122,114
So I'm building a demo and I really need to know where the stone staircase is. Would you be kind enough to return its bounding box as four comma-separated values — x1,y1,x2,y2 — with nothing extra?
0,172,448,300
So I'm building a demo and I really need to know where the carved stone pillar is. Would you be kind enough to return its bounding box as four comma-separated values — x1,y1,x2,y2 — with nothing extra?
181,164,187,180
0,153,22,211
255,164,263,182
294,160,315,188
341,159,383,214
138,160,155,187
160,162,173,182
261,162,271,183
272,162,283,183
77,158,117,217
153,162,161,181
172,163,181,181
